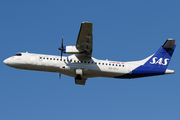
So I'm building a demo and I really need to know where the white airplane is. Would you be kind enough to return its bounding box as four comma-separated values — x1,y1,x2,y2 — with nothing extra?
3,22,176,85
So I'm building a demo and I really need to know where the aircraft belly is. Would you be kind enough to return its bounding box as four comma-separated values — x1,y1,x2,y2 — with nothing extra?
82,67,127,78
60,70,76,77
98,66,128,78
13,62,61,73
83,69,101,78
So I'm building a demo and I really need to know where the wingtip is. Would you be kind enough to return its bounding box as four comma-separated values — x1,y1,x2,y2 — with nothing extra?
82,21,92,24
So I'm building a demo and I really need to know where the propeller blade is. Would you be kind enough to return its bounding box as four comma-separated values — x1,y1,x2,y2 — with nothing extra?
59,73,61,79
58,36,64,60
61,36,63,60
61,50,63,60
61,36,63,48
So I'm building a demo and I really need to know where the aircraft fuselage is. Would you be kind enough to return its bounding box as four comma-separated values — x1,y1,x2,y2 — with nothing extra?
4,52,130,78
3,52,174,81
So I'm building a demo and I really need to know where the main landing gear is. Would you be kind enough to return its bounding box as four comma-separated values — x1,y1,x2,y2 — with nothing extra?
75,69,87,85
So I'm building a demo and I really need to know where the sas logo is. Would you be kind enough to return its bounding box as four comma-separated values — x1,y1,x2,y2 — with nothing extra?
150,57,169,65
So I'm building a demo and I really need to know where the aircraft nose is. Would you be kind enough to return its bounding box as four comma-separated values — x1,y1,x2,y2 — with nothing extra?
3,59,8,65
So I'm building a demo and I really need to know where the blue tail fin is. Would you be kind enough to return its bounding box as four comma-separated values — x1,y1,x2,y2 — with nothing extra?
144,39,176,70
115,39,176,79
116,39,176,78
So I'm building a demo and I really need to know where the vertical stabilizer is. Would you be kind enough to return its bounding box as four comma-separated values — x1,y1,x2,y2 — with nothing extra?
144,39,176,70
117,39,176,78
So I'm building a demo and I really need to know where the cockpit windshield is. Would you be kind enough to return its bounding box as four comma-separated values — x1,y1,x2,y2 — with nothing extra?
15,53,22,56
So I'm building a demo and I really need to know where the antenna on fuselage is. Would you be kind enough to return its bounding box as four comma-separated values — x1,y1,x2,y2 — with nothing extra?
58,36,64,60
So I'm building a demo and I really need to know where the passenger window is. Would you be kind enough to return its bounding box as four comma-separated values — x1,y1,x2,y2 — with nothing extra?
102,63,104,65
84,61,86,63
122,65,124,67
116,64,118,66
106,63,108,65
119,65,121,67
88,62,90,64
99,63,101,65
57,59,59,61
92,62,94,64
50,58,52,60
47,58,49,60
95,62,97,64
109,64,111,66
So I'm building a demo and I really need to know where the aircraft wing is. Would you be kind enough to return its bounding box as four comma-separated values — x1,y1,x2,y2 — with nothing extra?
76,22,93,58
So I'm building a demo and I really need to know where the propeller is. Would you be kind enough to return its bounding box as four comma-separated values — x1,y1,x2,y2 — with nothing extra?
58,36,64,60
58,36,64,79
59,73,61,79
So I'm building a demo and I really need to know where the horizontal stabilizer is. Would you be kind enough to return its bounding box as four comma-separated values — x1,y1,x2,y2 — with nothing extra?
162,39,175,48
165,69,175,74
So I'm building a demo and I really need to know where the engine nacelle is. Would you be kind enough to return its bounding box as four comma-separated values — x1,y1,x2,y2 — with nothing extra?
63,46,81,54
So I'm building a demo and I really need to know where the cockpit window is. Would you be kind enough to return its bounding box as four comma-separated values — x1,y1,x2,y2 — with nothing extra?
15,53,22,56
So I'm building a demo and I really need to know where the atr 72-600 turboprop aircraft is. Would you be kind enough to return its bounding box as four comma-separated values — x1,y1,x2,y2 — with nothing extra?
3,22,176,85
